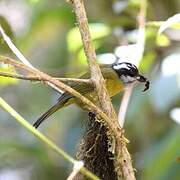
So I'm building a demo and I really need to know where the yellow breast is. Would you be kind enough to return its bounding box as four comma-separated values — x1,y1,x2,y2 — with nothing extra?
72,78,124,110
63,68,124,108
105,79,124,97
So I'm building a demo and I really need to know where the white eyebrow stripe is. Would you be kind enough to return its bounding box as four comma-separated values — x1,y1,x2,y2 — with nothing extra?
132,64,137,69
127,64,136,69
113,63,130,70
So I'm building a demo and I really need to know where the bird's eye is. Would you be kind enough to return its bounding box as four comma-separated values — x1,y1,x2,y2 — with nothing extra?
128,67,138,77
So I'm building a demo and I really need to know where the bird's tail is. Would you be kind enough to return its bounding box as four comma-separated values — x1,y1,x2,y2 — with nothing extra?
33,98,67,128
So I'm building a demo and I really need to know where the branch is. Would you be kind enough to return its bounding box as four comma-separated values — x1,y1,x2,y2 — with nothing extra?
0,26,34,68
67,0,135,179
118,0,147,127
0,72,92,84
0,56,112,131
0,24,63,94
68,0,117,120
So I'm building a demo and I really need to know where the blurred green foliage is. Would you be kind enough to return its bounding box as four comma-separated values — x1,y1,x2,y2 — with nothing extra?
0,65,17,85
0,0,180,180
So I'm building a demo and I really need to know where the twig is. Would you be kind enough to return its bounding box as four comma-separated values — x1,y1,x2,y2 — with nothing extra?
0,72,92,84
0,56,112,132
67,161,84,180
0,24,64,93
118,0,147,127
118,85,134,127
0,25,34,68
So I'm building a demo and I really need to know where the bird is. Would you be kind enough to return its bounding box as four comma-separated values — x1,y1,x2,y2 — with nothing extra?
33,62,150,128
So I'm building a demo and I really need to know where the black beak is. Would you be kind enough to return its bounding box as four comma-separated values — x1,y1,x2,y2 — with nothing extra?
136,75,150,92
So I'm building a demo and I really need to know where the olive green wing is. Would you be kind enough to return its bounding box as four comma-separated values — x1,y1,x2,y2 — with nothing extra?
58,74,94,102
58,64,117,102
33,75,94,128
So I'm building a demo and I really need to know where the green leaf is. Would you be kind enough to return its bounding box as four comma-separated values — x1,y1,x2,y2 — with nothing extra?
139,51,156,73
143,127,180,180
0,65,17,85
29,0,40,3
156,34,170,47
147,14,180,34
0,16,15,54
147,21,180,30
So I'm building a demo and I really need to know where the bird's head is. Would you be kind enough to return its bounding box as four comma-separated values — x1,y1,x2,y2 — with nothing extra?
112,62,150,91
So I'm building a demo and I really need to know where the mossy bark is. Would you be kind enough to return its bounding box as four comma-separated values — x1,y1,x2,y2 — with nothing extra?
75,113,118,180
